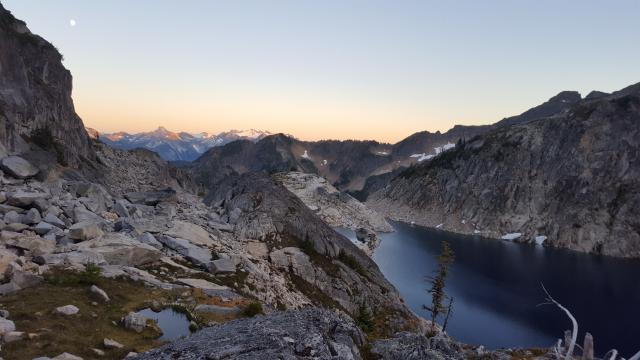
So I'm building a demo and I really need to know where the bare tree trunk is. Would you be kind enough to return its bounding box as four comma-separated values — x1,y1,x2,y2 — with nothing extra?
540,284,578,360
442,297,454,333
582,333,594,360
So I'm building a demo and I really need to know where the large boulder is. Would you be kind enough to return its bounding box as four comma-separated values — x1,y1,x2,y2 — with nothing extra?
22,208,42,224
122,312,148,333
208,258,235,274
269,247,316,282
2,232,55,256
77,233,161,266
69,221,103,241
163,221,213,246
0,156,38,179
0,318,16,336
5,191,49,208
156,235,211,267
34,250,107,267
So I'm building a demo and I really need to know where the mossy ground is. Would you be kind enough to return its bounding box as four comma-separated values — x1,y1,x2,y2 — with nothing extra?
0,268,249,360
0,272,172,360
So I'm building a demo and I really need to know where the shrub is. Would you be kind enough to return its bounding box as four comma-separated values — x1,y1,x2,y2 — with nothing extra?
338,250,367,277
243,302,263,317
29,126,67,165
355,302,374,333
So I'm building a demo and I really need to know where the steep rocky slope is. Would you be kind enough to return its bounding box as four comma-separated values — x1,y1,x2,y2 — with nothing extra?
204,172,416,330
274,171,392,232
0,4,93,166
369,83,640,257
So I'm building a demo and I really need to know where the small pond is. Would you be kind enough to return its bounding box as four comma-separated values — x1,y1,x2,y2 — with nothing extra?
136,308,192,341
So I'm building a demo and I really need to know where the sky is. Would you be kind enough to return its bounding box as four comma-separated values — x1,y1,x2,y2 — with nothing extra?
4,1,640,142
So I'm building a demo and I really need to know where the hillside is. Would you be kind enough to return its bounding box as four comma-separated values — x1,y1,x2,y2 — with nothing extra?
369,82,640,257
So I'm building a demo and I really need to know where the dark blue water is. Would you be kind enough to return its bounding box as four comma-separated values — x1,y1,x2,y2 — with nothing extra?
137,308,192,341
342,223,640,355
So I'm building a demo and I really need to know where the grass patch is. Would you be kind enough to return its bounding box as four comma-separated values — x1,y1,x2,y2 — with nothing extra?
0,271,173,360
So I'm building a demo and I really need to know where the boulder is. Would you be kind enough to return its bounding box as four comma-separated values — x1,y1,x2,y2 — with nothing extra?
73,205,103,223
194,304,241,315
269,247,315,282
246,241,268,258
55,305,80,316
3,210,22,224
77,233,161,266
122,312,148,333
33,221,55,235
9,270,43,289
137,232,163,249
0,156,39,179
3,330,24,343
177,278,229,291
103,337,124,349
125,189,177,206
113,199,130,218
90,285,110,302
208,258,236,274
0,318,16,335
5,191,49,208
0,281,21,295
3,222,29,232
69,221,103,241
164,221,213,246
52,352,84,360
156,235,211,267
23,208,42,224
34,251,107,267
44,213,66,228
3,233,55,255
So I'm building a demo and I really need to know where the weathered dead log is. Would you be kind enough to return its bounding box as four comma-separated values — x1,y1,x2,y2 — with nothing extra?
539,284,578,360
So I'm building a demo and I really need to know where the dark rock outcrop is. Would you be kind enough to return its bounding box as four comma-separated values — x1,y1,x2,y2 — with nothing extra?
136,308,366,360
0,4,94,166
369,82,640,257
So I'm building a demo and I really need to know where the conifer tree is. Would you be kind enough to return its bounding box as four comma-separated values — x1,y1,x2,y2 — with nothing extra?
424,241,455,334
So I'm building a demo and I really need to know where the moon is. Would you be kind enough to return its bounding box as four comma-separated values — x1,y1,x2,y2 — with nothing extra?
69,19,76,27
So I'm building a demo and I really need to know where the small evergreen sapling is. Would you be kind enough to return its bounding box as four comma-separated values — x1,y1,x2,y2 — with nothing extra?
424,241,455,335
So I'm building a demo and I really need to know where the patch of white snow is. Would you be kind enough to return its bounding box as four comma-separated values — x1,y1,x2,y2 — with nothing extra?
501,233,522,241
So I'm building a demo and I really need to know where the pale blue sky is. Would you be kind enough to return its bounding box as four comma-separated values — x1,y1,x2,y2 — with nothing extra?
4,0,640,141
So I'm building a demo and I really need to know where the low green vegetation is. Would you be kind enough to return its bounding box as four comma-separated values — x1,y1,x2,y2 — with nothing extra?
355,302,374,333
242,302,263,317
337,250,367,278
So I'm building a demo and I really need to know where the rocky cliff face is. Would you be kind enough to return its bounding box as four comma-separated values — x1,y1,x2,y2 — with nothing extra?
369,83,640,257
204,172,416,332
0,5,93,167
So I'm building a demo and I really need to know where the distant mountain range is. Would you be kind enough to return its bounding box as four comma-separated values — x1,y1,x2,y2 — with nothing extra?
91,127,273,161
